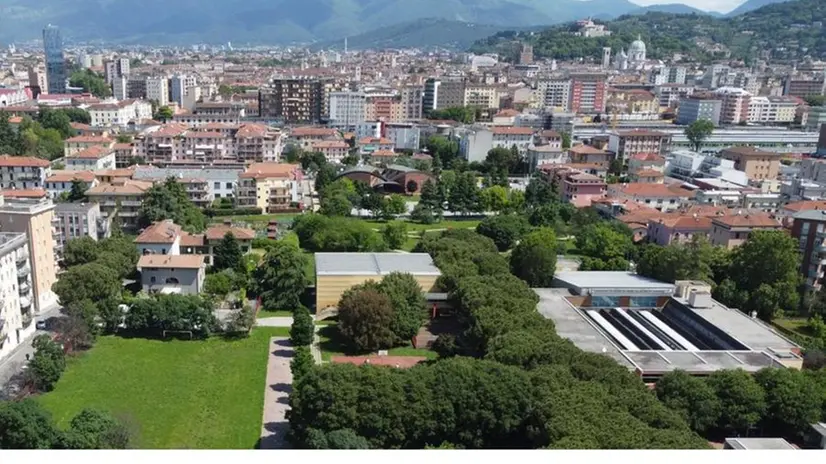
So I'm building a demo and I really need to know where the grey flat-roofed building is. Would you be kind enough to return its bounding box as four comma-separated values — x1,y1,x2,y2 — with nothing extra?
133,166,242,199
723,438,795,450
315,253,441,276
553,271,675,297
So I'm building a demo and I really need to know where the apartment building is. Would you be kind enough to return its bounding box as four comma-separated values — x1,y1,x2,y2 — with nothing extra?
172,102,246,127
88,99,152,127
463,85,499,109
569,73,607,114
0,156,51,190
0,232,36,362
329,91,367,128
170,74,198,107
676,94,722,126
65,146,117,171
358,137,394,155
714,87,751,125
647,215,714,246
85,179,153,229
53,202,108,258
720,146,781,181
491,126,534,153
543,165,606,207
606,89,659,117
710,213,781,249
791,210,826,289
290,127,340,150
236,163,303,212
423,78,465,111
608,129,670,161
145,76,169,106
233,124,284,162
64,135,114,157
365,93,404,122
783,73,826,99
568,144,613,168
747,96,799,125
312,140,350,164
534,77,572,111
0,88,29,107
45,170,98,198
400,85,424,120
607,183,694,212
180,132,229,162
0,195,57,312
656,84,694,108
259,76,328,124
385,123,421,151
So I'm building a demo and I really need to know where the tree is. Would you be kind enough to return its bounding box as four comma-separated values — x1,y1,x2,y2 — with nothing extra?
52,262,121,309
213,232,244,272
138,177,207,233
379,272,427,342
67,179,88,202
382,221,408,250
655,370,722,434
410,203,437,224
479,185,510,213
707,369,766,434
510,228,558,287
0,399,61,449
320,194,353,217
476,214,530,251
636,237,728,285
379,194,406,220
153,106,174,122
684,119,714,152
29,334,66,392
575,222,634,266
290,306,315,346
307,428,371,449
485,147,519,176
314,164,338,193
448,172,481,215
61,409,130,449
525,174,557,207
61,236,100,268
291,346,315,382
299,151,327,173
561,131,572,149
115,134,133,143
418,180,442,209
69,69,112,98
204,272,233,298
754,367,822,438
804,95,826,107
337,287,396,352
254,242,308,311
38,108,74,138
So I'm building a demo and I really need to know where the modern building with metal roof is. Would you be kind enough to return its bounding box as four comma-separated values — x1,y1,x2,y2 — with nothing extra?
536,272,802,381
315,253,441,309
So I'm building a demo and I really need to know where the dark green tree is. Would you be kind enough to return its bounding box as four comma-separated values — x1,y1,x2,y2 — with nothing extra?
138,177,207,233
52,262,121,309
319,194,353,217
29,334,66,392
306,428,371,449
382,221,408,250
69,69,112,97
338,286,396,352
684,119,714,152
290,306,315,346
379,272,427,342
754,367,822,438
212,232,243,272
61,236,100,268
510,228,558,287
67,179,88,202
254,242,308,311
153,106,174,122
707,369,766,434
291,346,316,382
0,399,61,449
60,409,130,449
655,370,722,434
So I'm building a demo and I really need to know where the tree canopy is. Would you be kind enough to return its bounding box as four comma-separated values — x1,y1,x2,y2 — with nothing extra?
684,119,715,152
253,242,308,311
510,228,558,287
138,177,207,233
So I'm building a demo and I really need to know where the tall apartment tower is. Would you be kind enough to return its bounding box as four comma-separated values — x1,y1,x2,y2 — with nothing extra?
146,76,170,107
259,76,327,124
43,24,67,95
602,47,612,69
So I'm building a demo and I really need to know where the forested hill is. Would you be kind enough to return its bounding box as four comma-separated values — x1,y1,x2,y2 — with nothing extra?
469,0,826,63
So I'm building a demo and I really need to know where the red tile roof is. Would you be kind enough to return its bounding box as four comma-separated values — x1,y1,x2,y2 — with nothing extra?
0,155,50,168
70,145,114,160
783,200,826,213
491,126,533,136
205,225,255,241
240,163,300,180
712,213,780,229
46,170,97,183
65,135,112,144
135,220,182,244
611,183,694,198
1,188,48,198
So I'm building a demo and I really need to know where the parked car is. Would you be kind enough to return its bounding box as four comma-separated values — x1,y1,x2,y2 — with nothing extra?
35,320,47,330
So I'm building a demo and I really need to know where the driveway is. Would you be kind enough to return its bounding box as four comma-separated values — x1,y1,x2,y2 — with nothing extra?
259,337,294,449
256,317,293,327
0,304,62,388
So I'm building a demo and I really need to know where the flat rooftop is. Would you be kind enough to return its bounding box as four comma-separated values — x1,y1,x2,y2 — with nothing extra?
724,438,795,450
553,271,675,296
315,253,441,277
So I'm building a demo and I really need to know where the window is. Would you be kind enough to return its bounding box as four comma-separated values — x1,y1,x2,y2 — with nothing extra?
214,182,220,189
150,276,156,284
226,182,233,189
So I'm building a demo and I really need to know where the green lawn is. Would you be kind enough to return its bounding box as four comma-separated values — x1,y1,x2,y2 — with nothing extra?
257,309,293,318
303,251,315,282
38,327,287,449
366,218,481,232
210,213,299,224
317,323,435,361
773,318,814,338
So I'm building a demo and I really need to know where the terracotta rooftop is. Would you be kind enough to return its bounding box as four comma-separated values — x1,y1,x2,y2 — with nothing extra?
359,136,392,145
569,144,608,155
712,213,780,229
0,155,50,168
46,170,96,183
138,254,205,269
494,109,519,117
491,126,534,136
723,146,781,157
312,140,349,149
70,145,114,160
135,220,182,244
371,150,396,157
629,153,665,163
148,124,190,138
330,355,427,368
179,233,205,247
236,124,271,138
634,169,665,177
611,183,694,198
651,215,714,230
65,135,112,144
184,131,225,139
291,127,337,137
205,224,255,241
540,130,562,139
113,143,133,150
1,188,48,199
240,163,300,180
86,179,152,196
783,200,826,213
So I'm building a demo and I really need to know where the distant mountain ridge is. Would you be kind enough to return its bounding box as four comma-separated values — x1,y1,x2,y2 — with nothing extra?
725,0,792,16
0,0,722,45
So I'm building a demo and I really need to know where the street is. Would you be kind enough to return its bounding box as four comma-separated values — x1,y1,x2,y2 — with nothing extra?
0,304,62,388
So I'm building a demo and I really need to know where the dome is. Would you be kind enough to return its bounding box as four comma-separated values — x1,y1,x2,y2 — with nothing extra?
629,35,646,54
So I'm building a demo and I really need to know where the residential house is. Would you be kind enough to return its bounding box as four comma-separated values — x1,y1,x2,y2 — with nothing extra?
65,146,117,171
85,179,153,229
607,183,695,212
647,215,714,246
568,145,613,168
0,232,36,362
608,130,670,161
527,145,566,168
53,202,108,259
63,135,114,157
312,140,350,164
491,126,534,153
236,163,302,212
0,156,51,190
720,146,782,181
113,143,135,168
137,254,206,295
290,127,340,150
791,210,826,289
710,213,781,249
358,137,394,155
45,170,98,198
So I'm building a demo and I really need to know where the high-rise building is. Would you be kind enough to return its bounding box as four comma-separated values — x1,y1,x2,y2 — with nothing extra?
400,85,424,120
0,232,37,363
535,77,572,111
146,76,170,107
569,73,607,114
714,87,751,125
259,76,328,124
43,24,67,95
170,74,197,107
602,47,611,69
329,91,367,128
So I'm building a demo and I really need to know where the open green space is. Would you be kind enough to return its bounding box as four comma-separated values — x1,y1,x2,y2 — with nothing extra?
210,213,299,227
317,323,435,362
37,327,287,449
366,218,482,232
257,309,293,318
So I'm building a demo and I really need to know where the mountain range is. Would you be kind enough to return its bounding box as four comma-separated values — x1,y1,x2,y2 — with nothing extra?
0,0,791,46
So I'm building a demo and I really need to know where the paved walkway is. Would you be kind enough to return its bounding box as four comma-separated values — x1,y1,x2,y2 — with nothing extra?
256,317,293,327
259,337,294,449
310,323,323,364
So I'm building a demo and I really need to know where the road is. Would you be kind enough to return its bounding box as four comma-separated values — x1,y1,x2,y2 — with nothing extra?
0,305,62,387
259,337,294,449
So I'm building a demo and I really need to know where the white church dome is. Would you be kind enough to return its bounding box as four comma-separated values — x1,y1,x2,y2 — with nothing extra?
629,35,646,54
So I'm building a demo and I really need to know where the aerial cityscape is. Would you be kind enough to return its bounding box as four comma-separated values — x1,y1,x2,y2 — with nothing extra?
2,0,826,452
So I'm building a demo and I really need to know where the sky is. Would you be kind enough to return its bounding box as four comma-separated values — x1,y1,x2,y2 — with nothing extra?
629,0,746,14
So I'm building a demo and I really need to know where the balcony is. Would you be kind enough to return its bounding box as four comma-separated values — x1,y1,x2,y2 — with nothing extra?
20,296,32,311
17,263,30,278
19,280,30,295
16,251,29,265
22,312,33,329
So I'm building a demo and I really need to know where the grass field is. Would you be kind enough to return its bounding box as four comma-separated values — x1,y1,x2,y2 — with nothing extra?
38,327,288,449
317,323,435,361
210,213,299,224
366,218,481,233
257,309,293,318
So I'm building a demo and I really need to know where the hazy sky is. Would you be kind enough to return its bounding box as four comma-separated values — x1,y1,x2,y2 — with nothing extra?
629,0,746,14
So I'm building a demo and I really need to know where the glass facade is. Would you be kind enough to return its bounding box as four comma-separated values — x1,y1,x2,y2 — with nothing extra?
43,25,66,94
